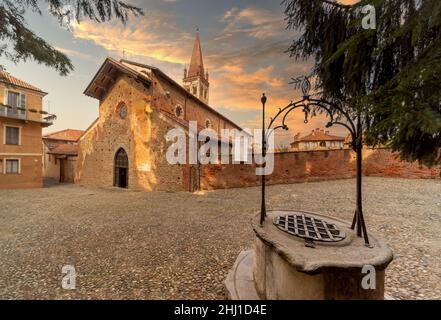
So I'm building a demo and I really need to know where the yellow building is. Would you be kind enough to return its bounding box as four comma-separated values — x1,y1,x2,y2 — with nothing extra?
0,71,55,188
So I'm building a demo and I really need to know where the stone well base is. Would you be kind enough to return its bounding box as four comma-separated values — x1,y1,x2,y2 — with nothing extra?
224,250,260,300
225,249,395,300
225,210,394,300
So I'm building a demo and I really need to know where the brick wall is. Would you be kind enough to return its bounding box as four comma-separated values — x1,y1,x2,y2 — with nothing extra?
363,148,441,179
200,148,440,190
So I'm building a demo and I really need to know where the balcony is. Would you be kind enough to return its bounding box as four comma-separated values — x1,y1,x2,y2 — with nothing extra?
0,104,56,127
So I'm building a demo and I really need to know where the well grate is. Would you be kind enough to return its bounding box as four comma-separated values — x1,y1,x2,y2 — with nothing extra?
274,213,346,243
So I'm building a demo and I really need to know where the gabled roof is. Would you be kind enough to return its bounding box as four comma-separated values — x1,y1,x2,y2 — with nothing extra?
187,32,205,78
47,143,79,156
44,129,84,142
84,57,243,132
297,129,345,142
0,71,47,95
84,57,151,100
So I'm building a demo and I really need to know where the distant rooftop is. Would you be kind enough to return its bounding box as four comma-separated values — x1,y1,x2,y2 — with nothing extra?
47,143,79,156
44,129,84,142
295,129,345,142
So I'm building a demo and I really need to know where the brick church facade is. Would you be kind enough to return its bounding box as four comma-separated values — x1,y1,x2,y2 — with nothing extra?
75,33,242,191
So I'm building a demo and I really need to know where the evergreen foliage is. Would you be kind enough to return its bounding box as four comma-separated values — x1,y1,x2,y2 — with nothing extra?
0,0,143,75
283,0,441,166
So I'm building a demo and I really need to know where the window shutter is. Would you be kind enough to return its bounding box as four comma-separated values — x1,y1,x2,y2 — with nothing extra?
8,92,19,109
20,94,26,115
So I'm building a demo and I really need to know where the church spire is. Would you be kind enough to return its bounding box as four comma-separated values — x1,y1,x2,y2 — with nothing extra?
183,29,210,104
187,31,205,79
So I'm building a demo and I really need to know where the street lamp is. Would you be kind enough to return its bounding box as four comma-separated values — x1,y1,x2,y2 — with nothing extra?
260,93,267,226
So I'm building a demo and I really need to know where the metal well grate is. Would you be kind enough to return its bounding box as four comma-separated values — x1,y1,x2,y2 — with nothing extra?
274,213,346,243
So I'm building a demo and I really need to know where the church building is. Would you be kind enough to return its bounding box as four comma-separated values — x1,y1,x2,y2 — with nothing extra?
75,32,242,191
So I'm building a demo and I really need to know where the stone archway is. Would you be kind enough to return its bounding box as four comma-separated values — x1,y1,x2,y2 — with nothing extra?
114,148,128,188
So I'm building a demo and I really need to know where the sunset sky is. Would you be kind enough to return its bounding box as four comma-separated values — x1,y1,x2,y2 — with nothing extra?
2,0,358,146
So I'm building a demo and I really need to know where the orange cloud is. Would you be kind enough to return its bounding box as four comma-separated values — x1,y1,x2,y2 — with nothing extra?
221,7,285,40
72,14,191,65
340,0,361,4
222,65,284,89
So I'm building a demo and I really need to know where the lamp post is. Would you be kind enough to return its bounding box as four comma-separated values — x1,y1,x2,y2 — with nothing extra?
260,93,267,225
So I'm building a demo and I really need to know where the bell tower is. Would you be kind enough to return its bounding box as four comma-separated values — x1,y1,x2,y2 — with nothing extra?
183,31,209,104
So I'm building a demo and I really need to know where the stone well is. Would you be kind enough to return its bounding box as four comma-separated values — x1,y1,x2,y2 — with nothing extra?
225,210,393,300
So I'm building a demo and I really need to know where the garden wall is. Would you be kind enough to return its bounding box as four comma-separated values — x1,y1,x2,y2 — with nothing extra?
200,148,440,190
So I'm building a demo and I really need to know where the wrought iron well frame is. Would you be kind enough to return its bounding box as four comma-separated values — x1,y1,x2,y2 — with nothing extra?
260,76,371,247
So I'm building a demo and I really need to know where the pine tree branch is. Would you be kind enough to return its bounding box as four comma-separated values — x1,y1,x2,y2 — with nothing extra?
0,0,144,75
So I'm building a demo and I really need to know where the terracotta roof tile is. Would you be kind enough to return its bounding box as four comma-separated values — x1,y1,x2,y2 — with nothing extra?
299,129,345,142
0,71,46,94
44,129,84,142
47,144,79,156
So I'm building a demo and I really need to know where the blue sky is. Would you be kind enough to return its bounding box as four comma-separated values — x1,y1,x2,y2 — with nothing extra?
1,0,353,145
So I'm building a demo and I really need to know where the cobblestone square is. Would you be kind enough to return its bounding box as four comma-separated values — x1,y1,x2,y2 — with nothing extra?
0,177,440,299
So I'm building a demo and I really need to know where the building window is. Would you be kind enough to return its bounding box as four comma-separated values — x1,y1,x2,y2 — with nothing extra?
5,126,20,145
205,119,211,129
7,91,26,115
5,159,20,174
175,105,183,118
192,86,197,95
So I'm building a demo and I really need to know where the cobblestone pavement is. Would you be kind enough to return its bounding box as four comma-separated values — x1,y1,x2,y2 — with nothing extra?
0,177,440,300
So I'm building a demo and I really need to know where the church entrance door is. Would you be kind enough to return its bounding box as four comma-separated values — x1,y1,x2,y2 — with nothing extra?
114,148,129,188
